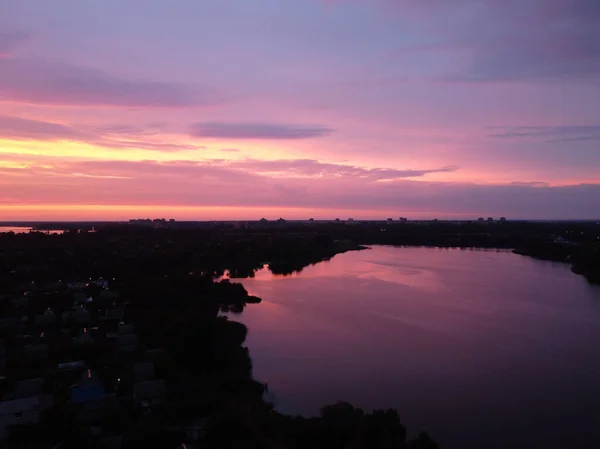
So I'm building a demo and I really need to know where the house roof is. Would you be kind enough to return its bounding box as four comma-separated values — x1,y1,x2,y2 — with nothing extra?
11,378,43,399
134,380,166,401
0,317,20,327
116,334,139,347
0,396,40,414
25,343,48,353
105,308,124,320
73,293,88,303
58,361,86,370
145,349,164,362
118,324,134,335
134,362,155,382
71,383,106,403
34,314,56,324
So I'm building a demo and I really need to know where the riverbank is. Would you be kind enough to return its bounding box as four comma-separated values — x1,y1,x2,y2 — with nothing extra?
513,244,600,285
230,245,600,449
0,228,438,448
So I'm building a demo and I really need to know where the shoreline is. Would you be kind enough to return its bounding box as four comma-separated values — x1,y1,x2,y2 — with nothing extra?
318,243,600,286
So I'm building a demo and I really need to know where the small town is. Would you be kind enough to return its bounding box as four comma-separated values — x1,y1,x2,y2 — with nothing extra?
0,224,448,449
0,274,195,448
0,220,598,448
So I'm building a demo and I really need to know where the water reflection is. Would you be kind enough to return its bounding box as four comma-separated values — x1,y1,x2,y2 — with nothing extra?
231,246,600,449
0,227,64,234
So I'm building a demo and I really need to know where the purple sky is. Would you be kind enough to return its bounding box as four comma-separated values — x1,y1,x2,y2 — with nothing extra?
1,0,599,220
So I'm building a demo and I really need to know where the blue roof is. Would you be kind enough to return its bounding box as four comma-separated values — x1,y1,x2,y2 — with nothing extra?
71,384,105,403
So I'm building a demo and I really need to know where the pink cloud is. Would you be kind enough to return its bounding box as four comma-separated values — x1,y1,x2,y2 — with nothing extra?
226,159,458,180
0,115,80,140
0,58,221,108
1,156,598,219
329,0,600,82
0,115,202,152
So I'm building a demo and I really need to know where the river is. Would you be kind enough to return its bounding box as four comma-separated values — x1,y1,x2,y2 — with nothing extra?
231,246,600,449
0,227,64,234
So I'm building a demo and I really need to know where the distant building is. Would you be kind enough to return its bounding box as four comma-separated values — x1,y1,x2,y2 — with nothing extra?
70,370,118,424
387,218,393,223
104,308,124,321
57,361,86,371
91,278,109,289
63,306,91,325
487,217,494,222
24,344,49,362
73,328,94,346
99,290,120,301
118,323,135,335
308,218,314,223
116,334,139,353
34,308,56,326
134,362,155,383
71,371,106,405
499,217,507,222
11,296,29,308
145,349,165,364
6,379,43,400
134,380,166,410
399,217,408,223
0,317,21,335
0,395,52,442
67,281,86,291
477,217,485,222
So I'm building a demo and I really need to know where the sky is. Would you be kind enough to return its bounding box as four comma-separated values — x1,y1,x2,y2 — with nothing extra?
1,0,599,220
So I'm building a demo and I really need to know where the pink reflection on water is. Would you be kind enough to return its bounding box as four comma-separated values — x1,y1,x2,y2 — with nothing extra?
233,246,600,449
0,226,64,234
238,247,448,292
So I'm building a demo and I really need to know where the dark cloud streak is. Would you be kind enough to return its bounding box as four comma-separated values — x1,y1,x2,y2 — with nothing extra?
0,58,219,108
343,0,600,82
489,126,600,143
190,122,333,140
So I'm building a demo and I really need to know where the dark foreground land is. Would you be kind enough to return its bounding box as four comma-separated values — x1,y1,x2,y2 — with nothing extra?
0,220,599,448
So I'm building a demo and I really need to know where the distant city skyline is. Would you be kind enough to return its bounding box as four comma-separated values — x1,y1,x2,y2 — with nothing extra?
1,0,599,219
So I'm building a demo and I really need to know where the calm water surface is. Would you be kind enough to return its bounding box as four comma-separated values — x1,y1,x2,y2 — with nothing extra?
232,246,600,449
0,226,33,233
0,227,63,234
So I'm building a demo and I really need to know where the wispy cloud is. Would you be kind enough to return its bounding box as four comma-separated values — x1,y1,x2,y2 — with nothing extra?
1,156,598,218
510,181,550,187
0,115,202,152
226,159,458,180
488,126,600,143
0,58,220,108
448,0,600,82
190,122,333,140
0,115,81,140
338,0,600,82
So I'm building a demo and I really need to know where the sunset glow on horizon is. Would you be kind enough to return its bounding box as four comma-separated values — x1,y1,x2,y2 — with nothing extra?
2,0,599,220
